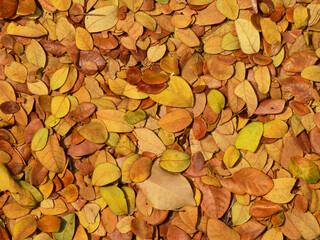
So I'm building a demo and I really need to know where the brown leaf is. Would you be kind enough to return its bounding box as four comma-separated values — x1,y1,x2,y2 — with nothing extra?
249,200,283,218
281,76,318,103
223,167,274,196
67,140,105,157
167,225,190,240
233,220,266,240
131,219,154,239
254,99,285,115
195,177,231,218
0,101,19,114
69,102,96,122
0,0,18,18
310,127,320,154
283,52,317,72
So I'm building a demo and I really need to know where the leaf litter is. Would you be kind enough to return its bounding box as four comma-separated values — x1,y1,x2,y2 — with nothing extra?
0,0,320,239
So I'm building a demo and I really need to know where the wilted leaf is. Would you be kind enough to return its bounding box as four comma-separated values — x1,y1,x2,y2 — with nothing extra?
36,134,66,173
234,80,258,117
289,156,320,183
138,160,196,210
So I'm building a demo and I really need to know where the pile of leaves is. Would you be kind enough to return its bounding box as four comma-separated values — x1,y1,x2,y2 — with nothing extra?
1,0,320,239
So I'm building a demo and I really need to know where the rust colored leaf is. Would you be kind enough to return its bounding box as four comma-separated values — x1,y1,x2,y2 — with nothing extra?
249,200,283,218
283,52,317,72
0,101,19,114
254,99,285,115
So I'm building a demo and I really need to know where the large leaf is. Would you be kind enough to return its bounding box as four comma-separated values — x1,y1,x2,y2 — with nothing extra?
137,160,196,210
149,76,194,108
235,19,260,54
85,6,118,33
36,134,66,173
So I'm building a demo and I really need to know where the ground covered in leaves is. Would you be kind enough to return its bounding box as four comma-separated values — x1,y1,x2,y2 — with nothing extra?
0,0,320,239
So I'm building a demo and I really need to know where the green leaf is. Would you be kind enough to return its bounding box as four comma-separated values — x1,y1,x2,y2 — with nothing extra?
207,89,225,114
160,149,191,172
53,213,76,240
100,186,128,215
289,156,320,184
235,122,263,152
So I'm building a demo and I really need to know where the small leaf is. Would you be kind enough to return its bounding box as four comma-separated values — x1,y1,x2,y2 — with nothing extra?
26,39,46,68
223,145,240,168
77,119,108,144
100,186,128,215
289,156,320,183
75,27,93,51
207,89,225,114
235,122,263,152
158,109,193,133
160,149,191,173
92,163,121,186
31,128,49,151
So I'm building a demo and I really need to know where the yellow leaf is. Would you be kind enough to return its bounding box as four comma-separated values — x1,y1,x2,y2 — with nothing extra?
36,134,66,173
137,160,196,210
207,218,240,240
176,28,200,47
100,186,128,215
135,11,156,31
232,201,252,225
235,19,260,54
96,109,134,133
12,216,37,240
4,61,27,83
130,157,152,182
223,145,240,168
254,66,270,94
26,39,46,68
216,0,239,20
207,55,234,80
121,154,140,183
301,65,320,82
207,89,225,114
3,202,30,219
160,56,179,75
39,198,68,215
263,120,288,138
121,186,135,215
123,83,149,99
123,0,143,12
160,149,190,172
234,80,258,117
222,32,240,51
115,134,136,156
262,228,283,240
204,36,224,54
7,21,47,37
294,5,309,29
235,122,263,152
76,27,93,51
77,119,108,144
158,109,193,133
133,128,166,156
0,81,16,102
31,128,49,151
260,17,282,45
27,80,49,95
50,67,69,91
51,95,70,118
264,178,296,203
149,76,194,108
92,162,121,186
60,67,78,93
56,17,75,46
147,44,166,62
85,6,118,33
49,0,71,10
289,208,320,240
